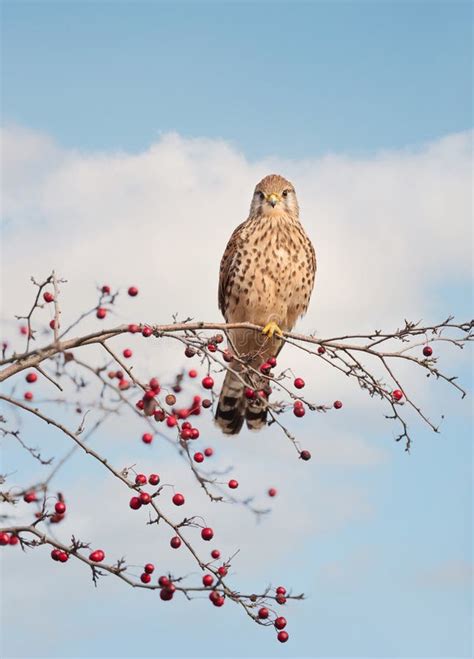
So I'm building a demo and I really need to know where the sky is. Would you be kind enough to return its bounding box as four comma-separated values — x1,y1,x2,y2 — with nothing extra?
0,2,472,659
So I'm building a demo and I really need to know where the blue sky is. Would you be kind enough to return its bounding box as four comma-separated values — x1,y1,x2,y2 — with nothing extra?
1,2,472,659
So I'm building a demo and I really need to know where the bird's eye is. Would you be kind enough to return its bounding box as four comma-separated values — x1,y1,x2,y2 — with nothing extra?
258,191,265,200
282,190,289,197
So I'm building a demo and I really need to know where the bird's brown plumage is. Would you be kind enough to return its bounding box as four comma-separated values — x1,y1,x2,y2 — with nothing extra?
216,174,316,434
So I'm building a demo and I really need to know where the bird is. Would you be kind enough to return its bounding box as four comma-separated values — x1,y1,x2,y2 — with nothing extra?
215,174,316,434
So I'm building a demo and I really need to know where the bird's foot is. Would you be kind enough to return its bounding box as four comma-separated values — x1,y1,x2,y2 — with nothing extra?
261,321,284,338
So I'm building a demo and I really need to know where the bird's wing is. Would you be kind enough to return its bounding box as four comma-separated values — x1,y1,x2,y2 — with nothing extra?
218,220,246,316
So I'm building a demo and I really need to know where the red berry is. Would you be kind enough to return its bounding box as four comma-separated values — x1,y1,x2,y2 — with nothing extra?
142,432,153,444
268,488,277,497
202,574,214,587
128,286,139,297
258,607,269,619
276,594,287,604
101,285,111,294
211,549,220,559
204,448,214,457
20,325,28,335
57,551,69,563
24,391,33,401
333,400,343,409
128,323,140,333
43,291,54,303
300,450,311,461
144,563,155,574
160,587,174,600
23,491,37,503
136,400,145,410
172,493,185,506
96,307,106,319
294,377,305,389
149,377,160,392
154,410,165,422
276,586,286,595
268,357,277,367
223,350,233,362
423,345,433,357
180,428,192,440
139,492,151,505
54,501,66,515
202,376,214,390
392,389,403,401
9,535,19,546
194,452,204,463
25,372,38,383
49,319,57,330
188,369,198,378
228,479,239,489
140,573,151,584
207,343,217,353
293,404,305,417
212,595,225,607
275,616,287,630
142,326,153,337
51,548,61,561
123,348,132,358
260,362,271,374
166,415,177,428
129,496,141,510
217,565,228,577
135,474,147,485
148,474,160,486
89,549,105,563
143,390,155,401
318,346,326,354
0,532,10,545
170,536,181,549
245,387,255,399
118,379,130,390
158,576,171,587
190,428,200,439
277,631,289,643
201,527,214,541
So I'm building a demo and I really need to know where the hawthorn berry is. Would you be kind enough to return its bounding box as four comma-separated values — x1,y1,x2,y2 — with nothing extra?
172,493,185,506
128,286,139,297
139,492,151,505
202,376,214,390
148,474,160,486
212,595,225,607
211,549,220,559
333,400,343,409
149,377,160,391
170,536,181,549
166,415,177,428
128,323,140,333
142,433,153,444
201,527,214,541
181,428,192,440
136,400,145,410
0,533,10,545
118,379,130,390
392,389,403,401
258,607,269,619
228,479,239,489
25,372,38,383
49,319,57,330
24,391,33,401
54,502,66,515
9,535,19,546
300,450,311,461
318,346,326,354
245,387,255,399
140,573,151,584
268,356,277,367
101,285,111,294
89,549,105,563
204,448,214,457
277,631,289,643
268,488,277,497
144,563,155,574
142,326,152,337
57,551,69,563
207,343,217,353
202,574,214,587
143,390,155,401
160,588,174,601
423,345,433,357
190,428,200,439
43,291,54,303
275,616,287,630
188,369,198,378
276,594,287,604
293,404,305,417
51,548,61,561
194,452,204,463
129,496,141,510
123,348,132,358
96,307,106,319
158,576,171,587
260,362,271,374
135,474,147,485
23,491,37,503
217,565,228,577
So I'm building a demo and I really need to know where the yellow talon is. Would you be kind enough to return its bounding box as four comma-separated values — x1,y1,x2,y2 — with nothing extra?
262,321,284,338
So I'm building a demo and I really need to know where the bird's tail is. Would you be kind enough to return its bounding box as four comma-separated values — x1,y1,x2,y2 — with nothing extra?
215,369,268,435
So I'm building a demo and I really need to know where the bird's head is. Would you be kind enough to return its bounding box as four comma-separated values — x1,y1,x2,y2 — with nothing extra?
250,174,299,218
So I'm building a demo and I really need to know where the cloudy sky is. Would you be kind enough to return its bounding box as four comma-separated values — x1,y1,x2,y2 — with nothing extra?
1,2,472,658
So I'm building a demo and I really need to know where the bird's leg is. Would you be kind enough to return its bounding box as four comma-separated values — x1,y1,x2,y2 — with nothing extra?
261,321,284,338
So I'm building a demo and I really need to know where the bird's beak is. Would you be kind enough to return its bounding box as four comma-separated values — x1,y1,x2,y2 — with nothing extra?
267,193,280,207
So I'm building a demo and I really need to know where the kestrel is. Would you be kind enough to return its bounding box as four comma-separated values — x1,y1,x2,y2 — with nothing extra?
215,174,316,434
